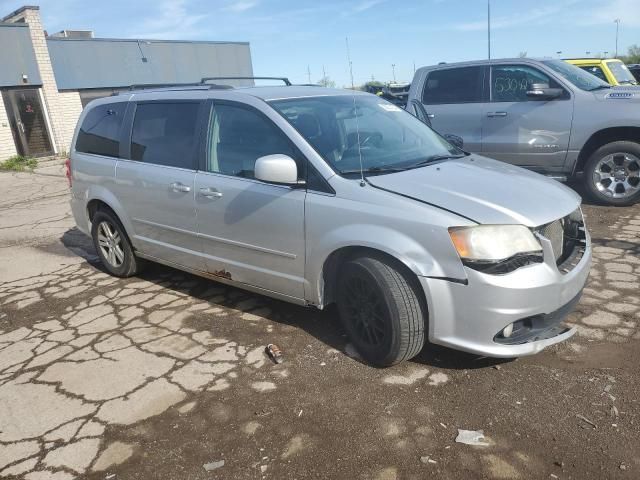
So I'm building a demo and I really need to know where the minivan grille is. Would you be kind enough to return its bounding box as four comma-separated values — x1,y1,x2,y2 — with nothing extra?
536,209,586,273
539,220,564,262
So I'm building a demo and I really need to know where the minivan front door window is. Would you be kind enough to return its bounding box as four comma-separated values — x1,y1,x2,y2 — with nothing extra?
207,104,300,179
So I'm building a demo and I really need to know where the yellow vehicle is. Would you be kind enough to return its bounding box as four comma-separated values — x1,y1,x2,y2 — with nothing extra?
565,58,638,86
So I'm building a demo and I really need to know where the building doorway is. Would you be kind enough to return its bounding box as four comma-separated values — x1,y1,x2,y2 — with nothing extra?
2,88,54,157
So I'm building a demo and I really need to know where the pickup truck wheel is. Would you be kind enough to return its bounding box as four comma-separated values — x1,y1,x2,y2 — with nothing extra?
584,141,640,206
91,210,141,277
336,255,426,367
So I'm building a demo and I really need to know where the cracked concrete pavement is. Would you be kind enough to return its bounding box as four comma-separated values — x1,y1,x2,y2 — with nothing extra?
0,168,638,479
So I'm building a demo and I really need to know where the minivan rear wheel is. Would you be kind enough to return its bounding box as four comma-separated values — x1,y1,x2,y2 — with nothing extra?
336,255,426,367
91,210,141,277
584,141,640,206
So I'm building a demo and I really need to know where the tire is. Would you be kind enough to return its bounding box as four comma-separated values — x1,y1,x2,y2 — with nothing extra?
91,210,141,277
336,255,426,367
583,141,640,206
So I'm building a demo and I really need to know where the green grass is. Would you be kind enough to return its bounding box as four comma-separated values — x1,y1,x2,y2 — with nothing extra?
0,155,38,172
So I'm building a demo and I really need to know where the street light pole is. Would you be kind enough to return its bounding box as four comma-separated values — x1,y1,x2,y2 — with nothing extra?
487,0,491,60
614,18,620,58
391,64,396,82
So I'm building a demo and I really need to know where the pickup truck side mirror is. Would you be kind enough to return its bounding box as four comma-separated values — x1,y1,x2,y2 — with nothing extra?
526,83,563,100
408,100,432,127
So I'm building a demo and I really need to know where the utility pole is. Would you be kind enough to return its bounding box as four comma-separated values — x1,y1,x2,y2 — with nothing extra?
391,63,396,82
487,0,491,60
614,19,620,58
306,65,312,84
413,61,416,75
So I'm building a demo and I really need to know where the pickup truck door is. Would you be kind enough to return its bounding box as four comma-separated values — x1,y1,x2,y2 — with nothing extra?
481,64,574,170
419,65,486,153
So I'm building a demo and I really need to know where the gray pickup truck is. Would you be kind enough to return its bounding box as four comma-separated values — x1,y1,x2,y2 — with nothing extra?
407,58,640,205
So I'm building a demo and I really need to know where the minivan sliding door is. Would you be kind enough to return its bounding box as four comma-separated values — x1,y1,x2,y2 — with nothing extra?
114,100,206,270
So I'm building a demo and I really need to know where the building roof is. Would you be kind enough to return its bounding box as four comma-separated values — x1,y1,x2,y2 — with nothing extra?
47,37,253,90
0,22,41,87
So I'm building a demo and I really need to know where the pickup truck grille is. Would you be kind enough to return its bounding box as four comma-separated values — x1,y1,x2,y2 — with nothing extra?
536,209,586,273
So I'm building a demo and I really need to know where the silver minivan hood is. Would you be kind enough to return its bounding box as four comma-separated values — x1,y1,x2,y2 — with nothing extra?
366,155,581,227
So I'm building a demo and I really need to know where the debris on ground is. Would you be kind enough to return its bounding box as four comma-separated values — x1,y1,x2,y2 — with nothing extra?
455,429,490,446
576,414,597,429
611,405,619,418
266,344,284,364
203,460,225,471
420,455,437,464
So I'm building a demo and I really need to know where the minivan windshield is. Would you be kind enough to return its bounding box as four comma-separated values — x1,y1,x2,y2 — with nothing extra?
607,61,638,85
270,95,462,176
542,59,611,91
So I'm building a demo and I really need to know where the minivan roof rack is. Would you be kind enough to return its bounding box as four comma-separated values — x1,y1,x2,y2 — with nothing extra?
200,76,292,86
127,82,233,91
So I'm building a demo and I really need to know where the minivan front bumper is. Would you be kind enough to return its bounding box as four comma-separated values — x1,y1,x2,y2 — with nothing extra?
420,236,591,358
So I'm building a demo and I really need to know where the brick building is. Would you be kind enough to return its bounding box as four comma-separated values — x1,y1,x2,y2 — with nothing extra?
0,5,253,161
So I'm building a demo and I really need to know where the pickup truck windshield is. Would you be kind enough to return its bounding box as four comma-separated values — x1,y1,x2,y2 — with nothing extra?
608,61,638,85
270,95,461,176
543,59,611,91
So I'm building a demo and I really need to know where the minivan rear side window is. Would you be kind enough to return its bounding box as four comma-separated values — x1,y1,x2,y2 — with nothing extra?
75,102,126,157
130,102,200,169
422,66,484,104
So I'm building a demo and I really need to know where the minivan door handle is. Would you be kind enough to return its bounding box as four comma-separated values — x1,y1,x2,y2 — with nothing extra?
199,187,223,199
170,182,191,193
487,111,508,117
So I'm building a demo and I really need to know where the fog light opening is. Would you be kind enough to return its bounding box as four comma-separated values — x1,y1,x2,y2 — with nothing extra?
502,323,514,338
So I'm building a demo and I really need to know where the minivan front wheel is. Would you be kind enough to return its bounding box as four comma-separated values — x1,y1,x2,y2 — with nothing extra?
584,141,640,206
91,210,141,277
336,255,426,367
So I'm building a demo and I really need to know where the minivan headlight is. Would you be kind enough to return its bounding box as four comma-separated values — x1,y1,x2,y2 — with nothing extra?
449,225,543,274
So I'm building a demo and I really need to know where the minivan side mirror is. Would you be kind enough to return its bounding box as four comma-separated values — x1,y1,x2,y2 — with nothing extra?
526,83,563,100
255,154,299,185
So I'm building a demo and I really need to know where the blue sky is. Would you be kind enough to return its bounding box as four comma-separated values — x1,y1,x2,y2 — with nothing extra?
2,0,639,86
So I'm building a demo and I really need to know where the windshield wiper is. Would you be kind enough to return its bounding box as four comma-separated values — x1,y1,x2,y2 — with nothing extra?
588,85,612,91
407,154,466,169
339,165,409,175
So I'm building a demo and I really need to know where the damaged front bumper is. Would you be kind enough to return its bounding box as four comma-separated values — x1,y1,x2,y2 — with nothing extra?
419,239,591,358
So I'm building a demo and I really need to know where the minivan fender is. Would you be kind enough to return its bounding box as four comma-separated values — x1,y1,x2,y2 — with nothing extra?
306,224,465,307
85,185,137,244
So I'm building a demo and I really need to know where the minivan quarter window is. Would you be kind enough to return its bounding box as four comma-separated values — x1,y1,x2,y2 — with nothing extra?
491,65,564,102
130,102,201,169
75,102,126,157
422,66,484,104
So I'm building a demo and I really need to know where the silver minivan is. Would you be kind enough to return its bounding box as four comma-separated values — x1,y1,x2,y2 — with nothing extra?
68,80,591,366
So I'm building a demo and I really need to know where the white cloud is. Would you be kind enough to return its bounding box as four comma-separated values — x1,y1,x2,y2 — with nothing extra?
577,0,640,27
453,0,580,31
352,0,386,13
131,0,207,39
223,1,259,13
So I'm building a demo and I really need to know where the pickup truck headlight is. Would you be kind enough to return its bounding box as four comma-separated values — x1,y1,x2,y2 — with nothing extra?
448,225,543,274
